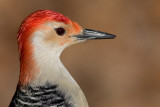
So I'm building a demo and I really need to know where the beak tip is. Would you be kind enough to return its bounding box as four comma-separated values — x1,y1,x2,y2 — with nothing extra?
111,34,116,39
100,33,116,39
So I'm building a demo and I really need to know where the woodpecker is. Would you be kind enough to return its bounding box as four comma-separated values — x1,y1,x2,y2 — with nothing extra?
9,10,115,107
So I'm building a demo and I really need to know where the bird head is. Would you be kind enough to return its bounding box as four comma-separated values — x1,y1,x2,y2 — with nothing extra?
17,10,115,86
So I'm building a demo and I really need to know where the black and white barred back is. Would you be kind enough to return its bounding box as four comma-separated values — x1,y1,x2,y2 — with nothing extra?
9,84,72,107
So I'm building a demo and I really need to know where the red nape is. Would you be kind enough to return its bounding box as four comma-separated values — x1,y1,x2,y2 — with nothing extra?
17,10,71,86
18,9,71,56
18,10,71,49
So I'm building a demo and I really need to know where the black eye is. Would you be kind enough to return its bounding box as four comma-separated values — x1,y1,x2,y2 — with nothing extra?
55,27,65,36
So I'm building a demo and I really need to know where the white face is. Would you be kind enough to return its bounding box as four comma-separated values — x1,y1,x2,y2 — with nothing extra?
31,21,84,50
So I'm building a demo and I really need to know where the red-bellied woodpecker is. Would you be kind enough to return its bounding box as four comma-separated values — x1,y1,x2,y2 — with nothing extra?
9,10,115,107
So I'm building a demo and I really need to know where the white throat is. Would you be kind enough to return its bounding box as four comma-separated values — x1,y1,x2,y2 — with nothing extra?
30,31,89,107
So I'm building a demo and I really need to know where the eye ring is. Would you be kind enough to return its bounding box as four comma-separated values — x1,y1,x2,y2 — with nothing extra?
55,27,65,36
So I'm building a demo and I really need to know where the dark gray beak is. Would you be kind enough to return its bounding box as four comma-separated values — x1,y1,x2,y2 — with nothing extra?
76,29,116,40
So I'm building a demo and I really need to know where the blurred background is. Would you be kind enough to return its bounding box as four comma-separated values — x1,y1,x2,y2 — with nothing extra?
0,0,160,107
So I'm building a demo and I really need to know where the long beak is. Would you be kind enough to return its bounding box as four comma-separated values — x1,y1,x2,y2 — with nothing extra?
76,29,116,40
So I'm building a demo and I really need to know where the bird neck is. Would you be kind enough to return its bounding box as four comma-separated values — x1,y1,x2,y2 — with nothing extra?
18,32,88,106
30,44,88,107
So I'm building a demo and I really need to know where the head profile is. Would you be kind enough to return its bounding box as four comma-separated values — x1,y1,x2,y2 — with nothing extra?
17,10,115,86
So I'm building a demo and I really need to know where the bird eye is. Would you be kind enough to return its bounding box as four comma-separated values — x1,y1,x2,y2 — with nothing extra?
55,27,65,36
